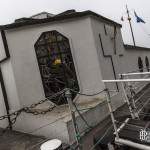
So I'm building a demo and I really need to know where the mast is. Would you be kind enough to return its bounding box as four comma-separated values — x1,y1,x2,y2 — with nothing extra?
126,5,136,46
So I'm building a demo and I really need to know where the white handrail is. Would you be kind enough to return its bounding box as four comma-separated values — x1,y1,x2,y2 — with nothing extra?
103,79,150,83
119,72,150,76
115,138,150,150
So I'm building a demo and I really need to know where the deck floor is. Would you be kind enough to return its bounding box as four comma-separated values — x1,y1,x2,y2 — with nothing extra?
0,128,46,150
88,84,150,150
118,119,150,146
0,84,150,150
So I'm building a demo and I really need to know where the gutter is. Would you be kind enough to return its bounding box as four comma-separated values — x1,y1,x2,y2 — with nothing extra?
0,30,12,129
124,44,150,51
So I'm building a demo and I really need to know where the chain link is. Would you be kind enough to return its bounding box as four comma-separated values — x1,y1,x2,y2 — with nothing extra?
0,89,66,127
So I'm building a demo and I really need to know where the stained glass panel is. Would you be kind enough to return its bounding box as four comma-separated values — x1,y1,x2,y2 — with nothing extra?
35,31,79,105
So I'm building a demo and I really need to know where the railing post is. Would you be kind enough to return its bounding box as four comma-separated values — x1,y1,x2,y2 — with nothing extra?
129,86,139,119
105,89,119,139
65,89,82,150
119,74,138,119
121,82,136,119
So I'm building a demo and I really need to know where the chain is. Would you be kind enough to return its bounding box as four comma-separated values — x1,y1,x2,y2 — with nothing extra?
22,105,56,115
0,89,66,127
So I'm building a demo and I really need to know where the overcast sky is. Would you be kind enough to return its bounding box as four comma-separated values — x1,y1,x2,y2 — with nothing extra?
0,0,150,47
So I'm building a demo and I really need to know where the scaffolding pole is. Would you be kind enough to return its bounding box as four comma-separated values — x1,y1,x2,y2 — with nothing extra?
105,89,119,139
121,82,135,119
120,72,150,76
103,79,150,82
115,138,150,150
65,89,82,150
103,78,150,149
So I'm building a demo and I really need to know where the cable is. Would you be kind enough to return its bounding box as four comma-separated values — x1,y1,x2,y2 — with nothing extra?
73,102,92,129
137,98,150,113
77,106,97,112
89,124,113,150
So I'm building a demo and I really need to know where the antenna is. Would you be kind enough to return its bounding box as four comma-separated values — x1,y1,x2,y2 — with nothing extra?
126,4,136,46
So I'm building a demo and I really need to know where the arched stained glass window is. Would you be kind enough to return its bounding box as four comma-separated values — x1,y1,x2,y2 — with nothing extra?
35,30,79,105
138,57,143,72
145,56,149,72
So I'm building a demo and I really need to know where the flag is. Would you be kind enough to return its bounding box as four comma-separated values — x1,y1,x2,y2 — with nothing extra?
134,11,145,23
121,16,124,21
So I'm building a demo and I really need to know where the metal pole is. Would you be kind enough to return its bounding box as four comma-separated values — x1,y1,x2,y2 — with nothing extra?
105,89,119,139
126,4,136,46
126,74,139,118
126,75,138,118
119,74,135,118
129,86,139,119
103,78,150,82
65,89,81,150
121,82,135,119
115,138,150,150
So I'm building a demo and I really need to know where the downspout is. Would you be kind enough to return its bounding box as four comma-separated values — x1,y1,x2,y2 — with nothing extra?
0,30,12,129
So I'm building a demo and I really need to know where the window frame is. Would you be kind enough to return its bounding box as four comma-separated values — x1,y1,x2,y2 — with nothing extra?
34,30,79,104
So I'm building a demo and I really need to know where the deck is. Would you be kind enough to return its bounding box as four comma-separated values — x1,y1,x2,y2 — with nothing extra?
0,84,150,150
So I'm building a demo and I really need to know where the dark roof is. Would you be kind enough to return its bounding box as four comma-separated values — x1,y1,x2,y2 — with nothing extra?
124,44,150,51
14,17,38,23
0,10,121,30
31,12,54,18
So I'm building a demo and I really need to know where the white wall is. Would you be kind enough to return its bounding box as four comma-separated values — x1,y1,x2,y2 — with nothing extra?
1,61,20,111
90,17,124,88
0,33,6,61
0,83,8,128
0,32,20,127
90,17,125,109
4,17,104,108
0,32,8,127
121,48,150,73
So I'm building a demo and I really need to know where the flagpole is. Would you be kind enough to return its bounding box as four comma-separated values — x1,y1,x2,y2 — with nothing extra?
126,5,136,46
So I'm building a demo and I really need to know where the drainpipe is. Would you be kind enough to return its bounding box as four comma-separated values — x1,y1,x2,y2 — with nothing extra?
0,30,12,129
